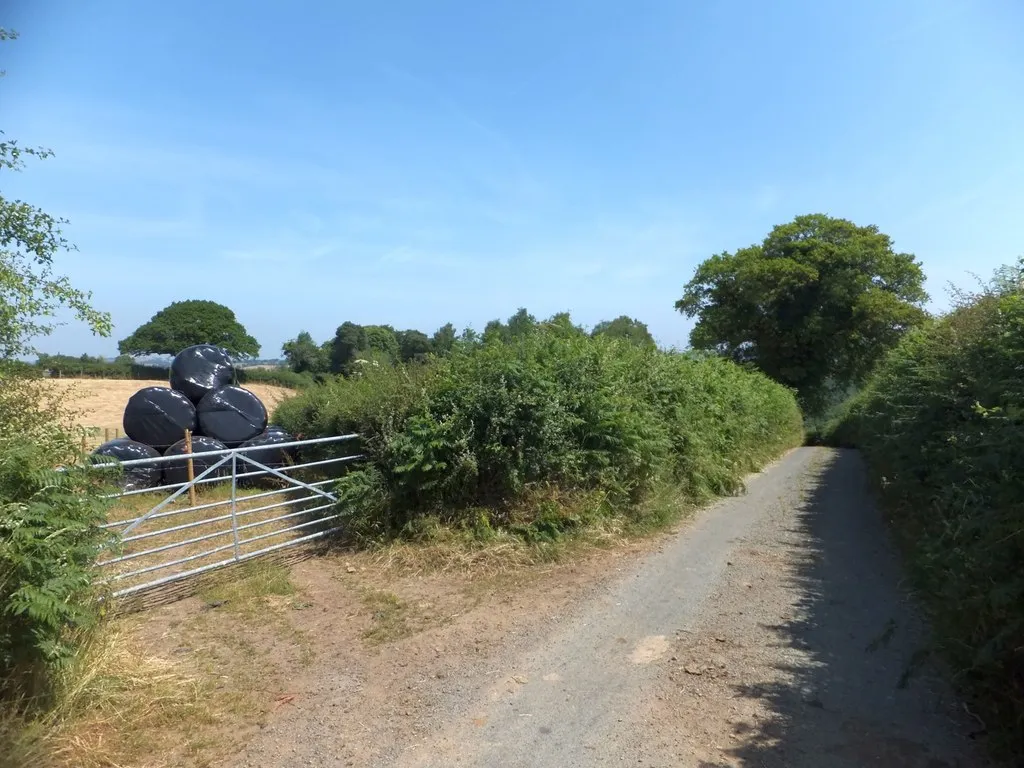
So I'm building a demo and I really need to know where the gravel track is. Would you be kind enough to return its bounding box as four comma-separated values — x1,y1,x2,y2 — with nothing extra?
237,448,988,767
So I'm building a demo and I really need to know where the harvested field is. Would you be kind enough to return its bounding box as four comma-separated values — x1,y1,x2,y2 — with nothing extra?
43,378,295,447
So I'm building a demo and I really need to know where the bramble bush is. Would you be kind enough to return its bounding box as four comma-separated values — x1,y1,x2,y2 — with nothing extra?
825,262,1024,757
274,324,804,543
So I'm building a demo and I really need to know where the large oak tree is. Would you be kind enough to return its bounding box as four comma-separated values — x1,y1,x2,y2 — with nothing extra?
675,214,928,412
118,300,259,358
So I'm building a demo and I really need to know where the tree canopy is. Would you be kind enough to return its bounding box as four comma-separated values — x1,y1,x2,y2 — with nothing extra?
431,322,457,356
544,312,587,338
328,321,366,373
118,299,260,358
285,320,463,376
675,213,928,412
281,331,329,373
396,329,432,363
591,316,655,347
482,308,537,344
363,325,400,362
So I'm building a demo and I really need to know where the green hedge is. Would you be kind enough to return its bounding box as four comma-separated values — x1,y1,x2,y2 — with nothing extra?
825,286,1024,756
234,367,317,389
274,329,803,541
35,356,168,380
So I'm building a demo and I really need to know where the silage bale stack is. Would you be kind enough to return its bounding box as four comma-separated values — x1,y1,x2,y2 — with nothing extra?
91,344,291,491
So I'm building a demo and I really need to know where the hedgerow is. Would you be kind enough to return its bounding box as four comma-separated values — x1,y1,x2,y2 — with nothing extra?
825,264,1024,756
33,354,168,380
274,326,803,543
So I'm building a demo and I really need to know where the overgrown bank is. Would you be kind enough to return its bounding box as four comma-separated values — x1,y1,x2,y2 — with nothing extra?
826,266,1024,757
274,327,804,546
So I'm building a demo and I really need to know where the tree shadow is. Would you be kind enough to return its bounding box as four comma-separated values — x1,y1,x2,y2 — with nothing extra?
697,449,988,768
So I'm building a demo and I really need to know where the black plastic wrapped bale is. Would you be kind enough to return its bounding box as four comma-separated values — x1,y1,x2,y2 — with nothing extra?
162,435,229,487
122,386,198,450
169,344,234,403
197,385,268,447
264,425,297,454
238,429,295,485
90,438,162,491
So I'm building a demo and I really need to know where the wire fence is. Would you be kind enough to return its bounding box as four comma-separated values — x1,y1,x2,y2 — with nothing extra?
90,434,362,597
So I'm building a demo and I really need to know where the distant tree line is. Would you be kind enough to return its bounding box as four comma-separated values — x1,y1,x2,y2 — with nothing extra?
33,353,167,379
281,311,656,376
35,299,658,383
280,323,454,376
30,352,309,388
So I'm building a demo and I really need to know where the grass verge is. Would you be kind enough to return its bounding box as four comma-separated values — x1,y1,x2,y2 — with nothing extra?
0,624,214,768
1,562,305,768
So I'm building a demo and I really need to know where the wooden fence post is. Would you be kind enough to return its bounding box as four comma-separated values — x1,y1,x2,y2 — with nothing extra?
184,429,197,506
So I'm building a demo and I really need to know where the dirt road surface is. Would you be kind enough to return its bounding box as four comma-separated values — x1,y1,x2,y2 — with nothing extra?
233,448,986,767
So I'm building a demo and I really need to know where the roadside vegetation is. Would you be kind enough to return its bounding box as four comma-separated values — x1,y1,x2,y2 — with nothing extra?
822,262,1024,757
274,314,804,549
676,213,929,416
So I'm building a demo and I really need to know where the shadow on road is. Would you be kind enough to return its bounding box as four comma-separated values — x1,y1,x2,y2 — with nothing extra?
697,448,985,768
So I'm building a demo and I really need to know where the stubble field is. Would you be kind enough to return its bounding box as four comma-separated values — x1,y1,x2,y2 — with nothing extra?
43,378,295,446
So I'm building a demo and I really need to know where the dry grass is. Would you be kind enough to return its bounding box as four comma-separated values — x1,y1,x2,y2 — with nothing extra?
0,562,306,768
359,589,416,645
360,487,694,580
0,413,707,767
198,560,297,609
0,625,217,768
42,379,295,448
0,505,671,767
366,534,556,579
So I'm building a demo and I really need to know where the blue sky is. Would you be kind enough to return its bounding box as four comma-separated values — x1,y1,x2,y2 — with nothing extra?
3,0,1023,357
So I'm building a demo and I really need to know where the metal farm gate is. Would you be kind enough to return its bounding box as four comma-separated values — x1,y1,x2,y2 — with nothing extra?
91,435,362,597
